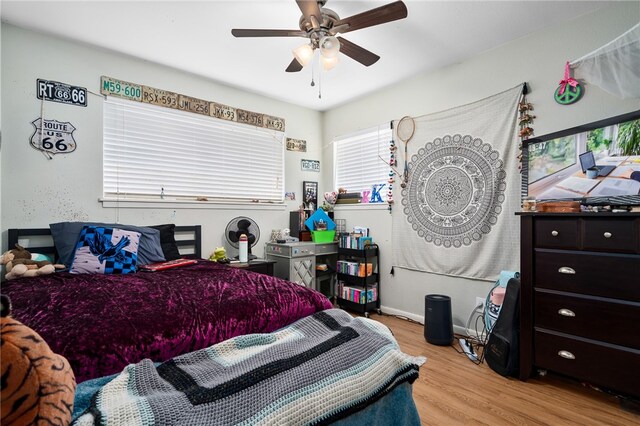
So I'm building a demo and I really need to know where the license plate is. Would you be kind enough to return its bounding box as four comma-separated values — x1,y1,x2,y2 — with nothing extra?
100,76,142,101
142,86,179,109
38,79,87,106
212,103,237,121
237,109,264,127
178,94,210,115
265,115,285,131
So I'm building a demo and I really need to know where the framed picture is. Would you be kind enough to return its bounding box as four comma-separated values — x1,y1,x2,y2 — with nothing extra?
303,181,318,211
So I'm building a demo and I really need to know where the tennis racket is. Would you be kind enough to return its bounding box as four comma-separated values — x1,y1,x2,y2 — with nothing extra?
397,116,415,188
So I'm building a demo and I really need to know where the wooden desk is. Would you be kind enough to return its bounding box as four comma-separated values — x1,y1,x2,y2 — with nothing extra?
228,259,276,276
533,155,640,199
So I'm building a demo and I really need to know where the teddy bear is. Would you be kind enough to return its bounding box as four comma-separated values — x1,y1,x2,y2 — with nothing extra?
1,244,65,280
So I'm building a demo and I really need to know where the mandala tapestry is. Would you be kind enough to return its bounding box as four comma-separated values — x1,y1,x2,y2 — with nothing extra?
392,86,522,280
402,134,507,248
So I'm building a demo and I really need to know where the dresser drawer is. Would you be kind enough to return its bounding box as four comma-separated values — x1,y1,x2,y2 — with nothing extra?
582,218,639,253
534,329,640,398
534,250,640,302
535,289,640,349
534,219,579,249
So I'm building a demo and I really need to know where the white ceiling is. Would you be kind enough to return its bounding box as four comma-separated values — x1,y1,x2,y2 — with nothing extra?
1,1,614,111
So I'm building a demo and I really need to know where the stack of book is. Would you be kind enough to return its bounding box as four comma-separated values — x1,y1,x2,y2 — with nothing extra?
338,282,378,304
336,260,373,277
335,192,361,204
338,233,373,249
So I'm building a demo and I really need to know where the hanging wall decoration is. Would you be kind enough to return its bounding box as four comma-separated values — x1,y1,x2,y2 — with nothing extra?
30,118,77,156
301,159,320,172
100,76,285,131
554,61,583,105
517,83,535,179
37,79,87,107
392,85,522,281
286,138,307,152
303,181,318,211
388,133,397,212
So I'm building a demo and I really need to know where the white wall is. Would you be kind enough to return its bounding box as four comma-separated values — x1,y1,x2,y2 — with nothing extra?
1,24,323,258
322,3,640,327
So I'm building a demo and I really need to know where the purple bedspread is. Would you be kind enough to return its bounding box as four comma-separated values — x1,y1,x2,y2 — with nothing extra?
2,261,332,383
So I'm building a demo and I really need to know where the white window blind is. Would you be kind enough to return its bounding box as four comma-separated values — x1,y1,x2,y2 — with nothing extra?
333,123,392,198
103,98,284,202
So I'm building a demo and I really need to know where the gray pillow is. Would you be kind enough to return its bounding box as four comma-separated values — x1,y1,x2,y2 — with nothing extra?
50,222,166,268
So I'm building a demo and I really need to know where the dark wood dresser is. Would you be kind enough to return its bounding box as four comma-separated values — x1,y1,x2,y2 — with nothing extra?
519,212,640,398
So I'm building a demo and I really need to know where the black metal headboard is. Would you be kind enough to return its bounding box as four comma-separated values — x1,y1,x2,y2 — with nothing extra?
7,225,202,260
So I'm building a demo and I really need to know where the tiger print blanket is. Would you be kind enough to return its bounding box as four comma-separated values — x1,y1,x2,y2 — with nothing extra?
73,309,425,425
1,312,76,425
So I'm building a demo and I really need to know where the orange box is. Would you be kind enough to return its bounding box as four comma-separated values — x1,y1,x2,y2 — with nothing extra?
358,263,373,277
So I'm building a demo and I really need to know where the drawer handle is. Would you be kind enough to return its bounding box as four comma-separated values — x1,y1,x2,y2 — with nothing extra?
604,232,612,239
558,267,576,274
558,308,576,317
558,350,575,360
551,230,559,237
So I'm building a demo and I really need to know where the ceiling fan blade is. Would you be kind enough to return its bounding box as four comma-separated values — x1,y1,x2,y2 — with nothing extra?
285,58,304,72
296,0,322,29
334,1,408,34
232,29,307,38
337,37,380,67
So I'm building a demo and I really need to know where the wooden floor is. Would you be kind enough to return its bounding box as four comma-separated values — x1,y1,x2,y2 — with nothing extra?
368,313,639,425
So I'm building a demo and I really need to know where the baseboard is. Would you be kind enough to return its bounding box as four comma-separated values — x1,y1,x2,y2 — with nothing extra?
379,305,469,336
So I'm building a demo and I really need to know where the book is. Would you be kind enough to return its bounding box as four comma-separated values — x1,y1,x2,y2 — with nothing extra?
337,192,362,199
335,198,361,204
139,258,198,272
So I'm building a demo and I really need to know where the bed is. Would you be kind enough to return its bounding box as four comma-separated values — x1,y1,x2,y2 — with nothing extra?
3,226,332,383
3,226,424,425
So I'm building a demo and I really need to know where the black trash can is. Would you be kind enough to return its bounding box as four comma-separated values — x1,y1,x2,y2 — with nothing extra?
424,294,453,345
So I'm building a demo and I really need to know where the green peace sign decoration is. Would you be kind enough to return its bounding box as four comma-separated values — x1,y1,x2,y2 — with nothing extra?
555,61,583,105
554,83,583,105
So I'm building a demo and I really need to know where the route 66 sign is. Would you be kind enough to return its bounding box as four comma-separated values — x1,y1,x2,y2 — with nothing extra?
37,79,87,107
30,118,77,155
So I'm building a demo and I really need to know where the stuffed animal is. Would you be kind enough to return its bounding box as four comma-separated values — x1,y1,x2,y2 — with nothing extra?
209,246,228,263
1,244,65,280
0,294,76,425
323,191,338,205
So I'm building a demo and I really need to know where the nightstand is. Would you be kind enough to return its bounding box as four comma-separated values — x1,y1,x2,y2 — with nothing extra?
228,259,276,276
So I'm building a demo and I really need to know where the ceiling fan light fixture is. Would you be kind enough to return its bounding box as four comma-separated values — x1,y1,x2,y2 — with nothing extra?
320,54,339,71
319,35,340,58
293,43,315,67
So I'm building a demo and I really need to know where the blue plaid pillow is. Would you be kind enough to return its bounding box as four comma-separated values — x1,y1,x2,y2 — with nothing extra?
70,226,141,274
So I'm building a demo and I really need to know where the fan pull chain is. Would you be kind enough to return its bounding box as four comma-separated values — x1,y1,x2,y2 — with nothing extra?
310,54,316,87
318,67,322,99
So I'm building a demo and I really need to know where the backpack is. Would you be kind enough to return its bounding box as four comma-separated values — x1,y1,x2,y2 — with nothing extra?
485,278,521,377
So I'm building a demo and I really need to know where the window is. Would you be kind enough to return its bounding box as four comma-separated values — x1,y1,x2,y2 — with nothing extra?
333,123,392,200
528,135,577,183
103,98,284,202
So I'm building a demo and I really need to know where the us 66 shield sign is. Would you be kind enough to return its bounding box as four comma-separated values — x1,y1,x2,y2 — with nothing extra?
30,118,77,155
37,79,87,107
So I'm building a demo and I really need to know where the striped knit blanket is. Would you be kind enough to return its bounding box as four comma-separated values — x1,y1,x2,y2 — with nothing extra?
73,309,425,425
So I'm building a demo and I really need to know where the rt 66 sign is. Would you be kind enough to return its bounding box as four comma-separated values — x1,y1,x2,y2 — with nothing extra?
37,79,87,107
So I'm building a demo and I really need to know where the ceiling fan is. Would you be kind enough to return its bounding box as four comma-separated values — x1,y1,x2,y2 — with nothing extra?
231,0,408,72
